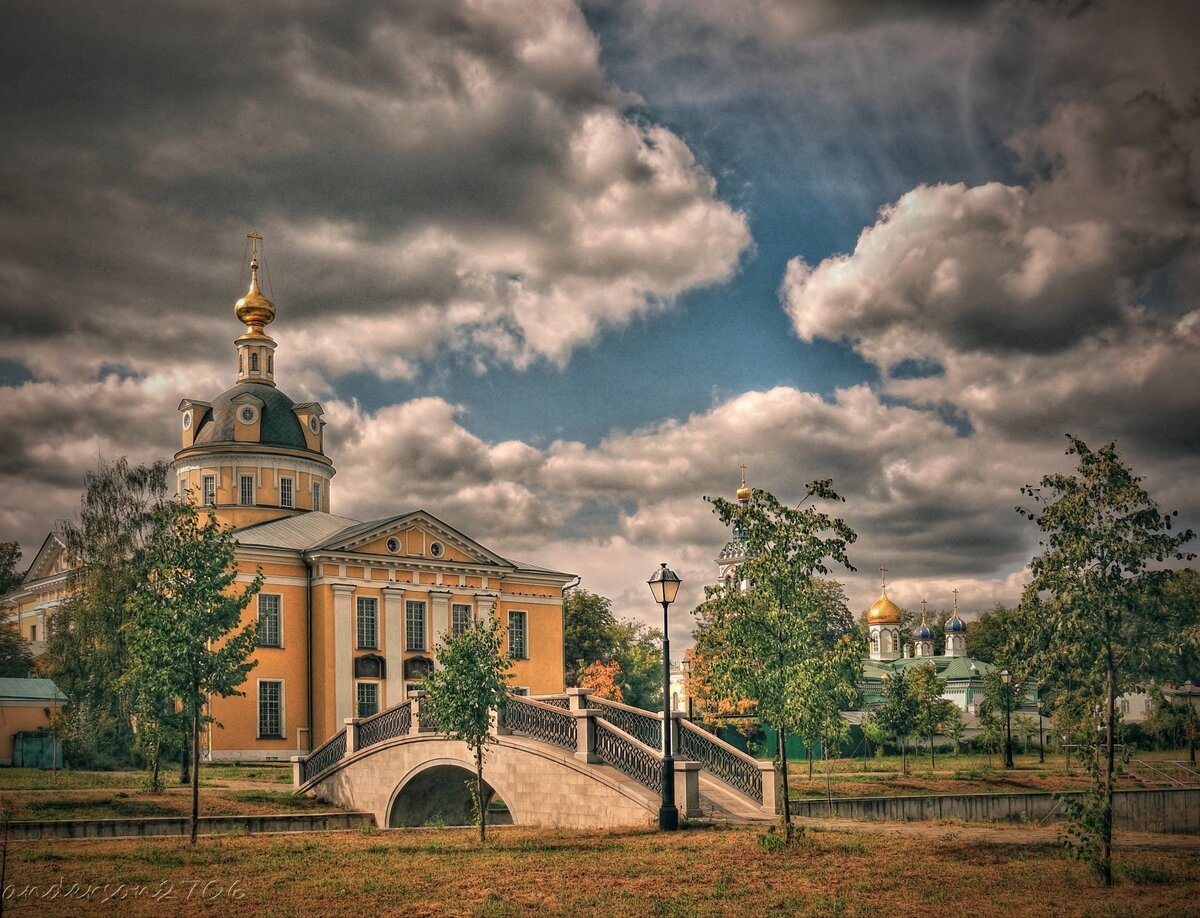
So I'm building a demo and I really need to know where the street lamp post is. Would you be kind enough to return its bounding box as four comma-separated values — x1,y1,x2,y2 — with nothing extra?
1037,698,1045,764
647,562,682,832
1001,669,1014,769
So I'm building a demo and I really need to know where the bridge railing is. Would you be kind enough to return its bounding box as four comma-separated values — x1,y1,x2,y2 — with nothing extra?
501,696,577,751
357,700,413,751
592,718,663,794
296,728,346,785
678,719,764,805
586,695,663,749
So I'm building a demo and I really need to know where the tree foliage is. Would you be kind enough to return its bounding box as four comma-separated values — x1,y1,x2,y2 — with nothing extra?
423,616,511,844
697,482,861,843
125,500,261,843
0,541,22,596
45,458,171,767
563,588,663,708
0,622,32,678
909,662,956,769
580,659,623,703
1011,436,1195,885
965,603,1018,664
873,669,919,775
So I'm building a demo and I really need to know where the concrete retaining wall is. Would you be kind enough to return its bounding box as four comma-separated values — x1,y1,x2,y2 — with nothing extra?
790,788,1200,834
7,811,375,841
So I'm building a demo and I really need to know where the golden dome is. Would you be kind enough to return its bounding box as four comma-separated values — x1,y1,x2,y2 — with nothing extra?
235,234,276,338
866,593,903,625
736,464,751,501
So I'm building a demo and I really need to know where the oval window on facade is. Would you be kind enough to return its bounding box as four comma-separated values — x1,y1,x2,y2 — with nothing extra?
429,541,444,558
238,405,258,424
386,537,401,554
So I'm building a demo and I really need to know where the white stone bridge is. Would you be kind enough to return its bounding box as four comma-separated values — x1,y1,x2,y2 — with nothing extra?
292,690,779,829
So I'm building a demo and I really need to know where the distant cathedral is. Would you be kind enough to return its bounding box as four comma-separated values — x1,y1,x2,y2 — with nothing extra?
713,473,998,714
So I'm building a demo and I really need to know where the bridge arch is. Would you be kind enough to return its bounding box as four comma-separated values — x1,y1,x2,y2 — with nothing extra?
386,758,511,827
305,734,662,829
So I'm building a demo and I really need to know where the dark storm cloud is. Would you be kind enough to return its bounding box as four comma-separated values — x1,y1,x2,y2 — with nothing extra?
0,0,748,384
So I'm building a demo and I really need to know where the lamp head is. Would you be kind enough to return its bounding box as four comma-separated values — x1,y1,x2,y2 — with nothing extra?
1000,668,1011,685
647,562,682,606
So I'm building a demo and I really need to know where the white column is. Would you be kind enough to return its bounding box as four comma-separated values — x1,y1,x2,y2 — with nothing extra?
331,583,355,728
383,587,405,706
476,591,499,621
429,589,451,661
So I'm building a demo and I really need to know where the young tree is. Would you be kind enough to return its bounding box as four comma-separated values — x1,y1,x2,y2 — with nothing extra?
125,501,261,844
910,662,955,770
1013,436,1195,884
45,458,171,767
873,669,918,775
942,705,966,756
698,482,860,844
422,617,511,844
1014,715,1037,755
0,624,33,678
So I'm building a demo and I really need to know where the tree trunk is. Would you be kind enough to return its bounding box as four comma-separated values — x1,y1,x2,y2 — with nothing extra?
777,727,793,844
900,736,907,776
929,728,936,771
476,744,486,845
150,738,161,794
824,736,833,818
1101,660,1115,886
180,733,190,785
807,742,813,780
190,700,201,846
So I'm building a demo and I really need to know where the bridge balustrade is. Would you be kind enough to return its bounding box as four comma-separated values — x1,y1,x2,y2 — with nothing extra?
586,696,663,748
592,718,663,793
677,720,763,804
357,700,412,751
501,696,577,750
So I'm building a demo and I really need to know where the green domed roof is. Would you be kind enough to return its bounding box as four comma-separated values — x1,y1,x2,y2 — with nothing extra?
191,382,316,454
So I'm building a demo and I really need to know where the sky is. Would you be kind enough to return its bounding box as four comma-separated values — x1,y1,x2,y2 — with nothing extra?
1,0,1198,647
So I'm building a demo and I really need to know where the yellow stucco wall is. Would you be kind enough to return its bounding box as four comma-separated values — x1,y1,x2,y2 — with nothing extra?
0,702,59,765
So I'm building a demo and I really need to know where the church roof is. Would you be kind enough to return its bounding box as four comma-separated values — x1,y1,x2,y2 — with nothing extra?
191,382,315,453
234,512,363,549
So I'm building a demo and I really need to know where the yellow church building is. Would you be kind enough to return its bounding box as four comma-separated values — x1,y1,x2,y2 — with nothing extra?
3,237,575,762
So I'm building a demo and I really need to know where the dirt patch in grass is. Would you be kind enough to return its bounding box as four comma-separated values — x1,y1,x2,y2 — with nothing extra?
3,788,336,822
4,826,1198,916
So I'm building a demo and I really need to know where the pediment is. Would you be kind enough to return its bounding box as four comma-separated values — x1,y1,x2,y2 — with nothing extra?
317,511,514,568
23,532,69,585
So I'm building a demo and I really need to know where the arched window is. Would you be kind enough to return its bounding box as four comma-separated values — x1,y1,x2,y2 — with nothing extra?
267,354,273,375
250,352,259,372
239,353,244,375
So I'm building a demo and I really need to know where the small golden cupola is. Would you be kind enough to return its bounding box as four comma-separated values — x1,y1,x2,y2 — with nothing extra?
234,231,278,387
736,463,751,503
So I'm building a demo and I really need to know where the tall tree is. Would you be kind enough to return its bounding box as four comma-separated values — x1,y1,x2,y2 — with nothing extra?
699,482,859,844
0,542,22,596
1013,436,1195,885
422,617,511,844
125,501,261,844
563,589,618,685
965,604,1018,663
564,588,664,708
45,457,171,767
